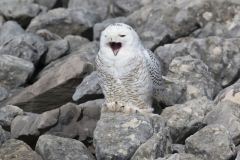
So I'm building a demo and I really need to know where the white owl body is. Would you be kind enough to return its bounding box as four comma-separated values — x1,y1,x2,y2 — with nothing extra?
96,23,162,113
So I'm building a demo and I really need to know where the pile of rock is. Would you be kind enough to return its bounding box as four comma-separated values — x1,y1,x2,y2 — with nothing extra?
0,0,240,159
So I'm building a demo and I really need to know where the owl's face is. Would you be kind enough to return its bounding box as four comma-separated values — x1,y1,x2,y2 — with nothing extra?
99,23,141,58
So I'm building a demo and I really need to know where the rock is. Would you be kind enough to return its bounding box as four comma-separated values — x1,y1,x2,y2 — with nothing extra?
77,99,103,141
68,0,110,20
36,29,62,41
161,97,214,143
172,144,186,154
37,108,59,130
0,105,23,130
8,53,94,113
64,35,89,53
36,135,95,160
0,86,9,102
156,153,203,160
131,126,172,160
34,0,58,9
185,124,235,160
94,112,157,160
0,21,47,65
0,55,34,90
0,0,46,27
72,71,102,102
43,39,69,65
165,56,221,101
27,8,101,37
155,37,240,87
11,113,40,139
46,103,80,138
204,101,240,145
93,17,128,40
215,79,240,105
0,126,10,145
71,41,99,65
0,15,5,27
0,139,42,160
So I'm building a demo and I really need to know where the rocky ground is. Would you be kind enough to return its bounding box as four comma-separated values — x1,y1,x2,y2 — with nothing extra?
0,0,240,160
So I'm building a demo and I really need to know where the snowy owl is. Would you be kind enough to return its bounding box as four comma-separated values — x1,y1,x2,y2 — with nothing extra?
96,23,163,113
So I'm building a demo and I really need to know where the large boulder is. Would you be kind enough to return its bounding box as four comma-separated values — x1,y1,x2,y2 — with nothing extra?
0,139,42,160
161,97,214,143
8,53,94,113
0,21,47,65
27,8,101,37
94,113,170,160
35,135,95,160
185,124,235,160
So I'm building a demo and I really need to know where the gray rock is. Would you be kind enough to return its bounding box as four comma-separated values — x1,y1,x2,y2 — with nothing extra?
36,29,62,41
0,15,5,27
0,126,10,145
214,79,240,105
165,56,221,101
185,124,235,160
36,135,95,160
11,113,40,139
0,0,46,27
7,53,94,113
73,71,102,102
156,153,203,160
93,17,128,40
0,105,23,129
204,101,240,144
237,149,240,160
0,86,9,102
46,103,80,138
172,144,186,154
131,124,172,160
44,39,69,65
27,8,101,37
77,99,103,141
68,0,110,20
0,139,42,160
155,37,240,87
0,55,34,90
0,21,47,65
161,97,214,143
64,35,89,53
34,0,58,9
94,112,154,160
37,108,59,130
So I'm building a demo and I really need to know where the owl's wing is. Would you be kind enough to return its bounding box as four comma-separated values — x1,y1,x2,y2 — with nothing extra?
143,49,175,106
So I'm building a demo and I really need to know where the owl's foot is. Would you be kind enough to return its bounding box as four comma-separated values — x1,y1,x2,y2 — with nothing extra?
101,102,124,112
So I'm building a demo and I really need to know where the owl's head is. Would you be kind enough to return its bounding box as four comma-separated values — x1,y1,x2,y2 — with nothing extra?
99,23,141,57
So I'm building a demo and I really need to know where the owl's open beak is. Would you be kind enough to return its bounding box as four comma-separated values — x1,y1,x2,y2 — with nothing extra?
109,42,121,56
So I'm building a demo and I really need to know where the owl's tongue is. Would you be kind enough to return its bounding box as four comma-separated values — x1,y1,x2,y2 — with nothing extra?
109,42,121,56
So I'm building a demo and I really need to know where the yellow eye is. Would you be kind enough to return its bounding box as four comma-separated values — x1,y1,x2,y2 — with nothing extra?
119,35,126,37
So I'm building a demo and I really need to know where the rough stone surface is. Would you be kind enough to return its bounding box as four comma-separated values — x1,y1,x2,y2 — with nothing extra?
0,126,10,145
0,21,47,65
27,8,101,37
204,101,240,144
156,153,203,160
73,71,102,102
77,99,103,141
8,54,94,113
94,113,160,160
0,0,46,27
165,56,221,101
155,37,240,87
0,55,34,90
0,105,23,129
36,29,62,41
185,124,235,160
0,139,42,160
44,39,69,65
64,35,89,53
36,135,95,160
34,0,58,9
161,97,214,143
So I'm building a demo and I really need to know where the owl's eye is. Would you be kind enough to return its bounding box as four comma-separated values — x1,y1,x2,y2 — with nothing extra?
119,35,126,37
